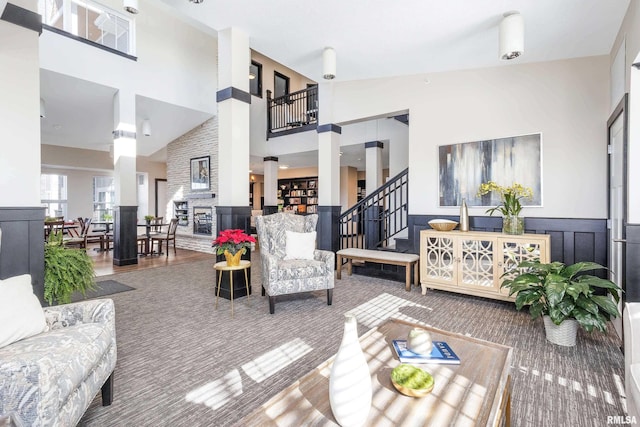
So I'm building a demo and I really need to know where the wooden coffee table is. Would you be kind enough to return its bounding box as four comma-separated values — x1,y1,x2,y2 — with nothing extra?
238,318,512,426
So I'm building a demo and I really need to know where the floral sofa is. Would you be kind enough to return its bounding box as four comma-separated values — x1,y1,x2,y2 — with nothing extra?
0,297,117,426
255,212,335,314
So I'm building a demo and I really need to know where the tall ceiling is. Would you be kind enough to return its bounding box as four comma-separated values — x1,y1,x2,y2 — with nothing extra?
161,0,630,82
40,0,630,170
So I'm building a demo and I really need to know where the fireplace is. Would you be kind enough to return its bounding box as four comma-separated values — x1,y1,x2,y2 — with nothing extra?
193,206,212,235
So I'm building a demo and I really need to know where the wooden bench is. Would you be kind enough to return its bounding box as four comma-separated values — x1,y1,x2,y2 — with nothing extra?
336,248,420,291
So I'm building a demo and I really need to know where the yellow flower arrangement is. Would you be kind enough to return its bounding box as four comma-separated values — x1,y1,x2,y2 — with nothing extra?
477,181,533,217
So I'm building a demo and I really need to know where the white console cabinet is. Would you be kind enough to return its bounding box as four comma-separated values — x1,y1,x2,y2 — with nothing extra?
420,230,550,301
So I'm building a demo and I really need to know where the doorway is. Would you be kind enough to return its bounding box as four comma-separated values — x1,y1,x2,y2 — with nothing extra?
607,94,628,337
155,179,168,219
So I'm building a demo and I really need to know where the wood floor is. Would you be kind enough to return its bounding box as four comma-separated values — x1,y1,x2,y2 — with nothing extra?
87,242,213,277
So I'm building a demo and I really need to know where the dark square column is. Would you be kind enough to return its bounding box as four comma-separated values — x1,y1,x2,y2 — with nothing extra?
215,206,252,299
113,205,138,266
317,206,341,254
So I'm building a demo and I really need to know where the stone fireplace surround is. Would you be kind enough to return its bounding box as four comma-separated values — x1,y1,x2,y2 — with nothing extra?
166,118,218,253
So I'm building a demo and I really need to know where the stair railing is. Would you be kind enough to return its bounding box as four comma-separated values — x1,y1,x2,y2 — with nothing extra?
338,168,409,250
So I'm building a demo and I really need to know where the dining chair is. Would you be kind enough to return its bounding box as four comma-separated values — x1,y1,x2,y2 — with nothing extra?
83,218,107,250
150,218,178,258
44,220,65,242
63,219,90,249
150,217,164,236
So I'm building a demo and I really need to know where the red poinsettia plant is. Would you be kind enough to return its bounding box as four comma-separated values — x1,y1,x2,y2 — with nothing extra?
212,229,256,255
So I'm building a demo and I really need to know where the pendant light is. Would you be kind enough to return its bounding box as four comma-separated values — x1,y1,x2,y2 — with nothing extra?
142,119,151,136
123,0,138,14
499,12,524,60
323,47,336,80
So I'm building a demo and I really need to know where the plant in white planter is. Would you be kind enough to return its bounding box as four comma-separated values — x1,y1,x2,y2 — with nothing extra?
501,261,622,346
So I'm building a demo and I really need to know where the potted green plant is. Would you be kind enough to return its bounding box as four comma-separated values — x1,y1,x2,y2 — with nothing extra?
501,260,621,346
44,231,96,305
144,215,154,223
477,181,533,234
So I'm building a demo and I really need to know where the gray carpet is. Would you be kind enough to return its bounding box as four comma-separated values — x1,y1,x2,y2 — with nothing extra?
78,253,626,427
71,280,135,302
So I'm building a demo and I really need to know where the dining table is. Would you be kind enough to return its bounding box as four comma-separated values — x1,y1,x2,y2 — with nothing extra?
44,220,79,240
137,222,168,255
92,221,114,234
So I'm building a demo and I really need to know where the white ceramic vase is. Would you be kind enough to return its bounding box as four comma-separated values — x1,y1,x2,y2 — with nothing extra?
329,313,372,427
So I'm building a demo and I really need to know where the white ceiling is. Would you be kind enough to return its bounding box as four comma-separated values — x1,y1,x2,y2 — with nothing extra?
40,0,630,170
162,0,630,82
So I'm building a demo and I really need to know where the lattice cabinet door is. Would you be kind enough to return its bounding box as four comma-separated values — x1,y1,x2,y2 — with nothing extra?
420,231,457,287
458,235,499,292
497,235,551,296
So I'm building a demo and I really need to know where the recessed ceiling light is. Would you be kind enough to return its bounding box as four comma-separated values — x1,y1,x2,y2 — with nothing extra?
248,169,253,173
279,165,289,169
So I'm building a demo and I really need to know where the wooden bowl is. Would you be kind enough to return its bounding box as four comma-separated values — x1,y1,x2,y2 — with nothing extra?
428,219,458,231
391,364,434,397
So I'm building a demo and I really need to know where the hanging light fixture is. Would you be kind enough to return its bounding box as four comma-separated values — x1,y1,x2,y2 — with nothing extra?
499,11,524,60
323,47,336,80
189,0,204,3
40,98,46,118
142,119,151,136
123,0,138,14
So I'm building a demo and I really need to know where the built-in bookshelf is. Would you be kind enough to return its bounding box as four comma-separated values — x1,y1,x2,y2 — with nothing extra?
277,176,318,215
357,179,366,202
174,201,189,226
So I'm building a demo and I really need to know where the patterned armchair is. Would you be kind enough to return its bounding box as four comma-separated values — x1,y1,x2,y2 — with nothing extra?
0,299,117,426
255,213,335,314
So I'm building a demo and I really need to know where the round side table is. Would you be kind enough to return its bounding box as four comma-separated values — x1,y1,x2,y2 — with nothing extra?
213,260,251,317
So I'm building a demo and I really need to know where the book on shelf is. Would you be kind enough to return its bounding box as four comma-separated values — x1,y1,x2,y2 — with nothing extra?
392,339,460,365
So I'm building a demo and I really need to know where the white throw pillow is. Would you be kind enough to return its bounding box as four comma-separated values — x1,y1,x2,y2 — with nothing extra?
283,231,316,260
0,274,47,349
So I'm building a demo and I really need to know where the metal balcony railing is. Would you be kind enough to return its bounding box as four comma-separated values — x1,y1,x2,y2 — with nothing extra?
267,86,318,138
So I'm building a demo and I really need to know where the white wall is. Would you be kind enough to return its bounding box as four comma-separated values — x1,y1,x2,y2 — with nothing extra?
327,56,610,219
611,1,640,223
39,0,217,115
0,18,41,206
41,144,166,220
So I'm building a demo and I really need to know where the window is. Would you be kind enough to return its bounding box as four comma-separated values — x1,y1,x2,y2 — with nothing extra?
41,174,68,218
93,176,115,221
39,0,135,56
274,71,290,100
250,60,262,97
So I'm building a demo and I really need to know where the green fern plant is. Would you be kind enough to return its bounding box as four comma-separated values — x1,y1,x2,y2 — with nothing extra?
44,231,96,305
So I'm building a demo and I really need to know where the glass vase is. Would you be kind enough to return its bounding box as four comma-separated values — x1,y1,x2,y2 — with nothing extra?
502,215,524,235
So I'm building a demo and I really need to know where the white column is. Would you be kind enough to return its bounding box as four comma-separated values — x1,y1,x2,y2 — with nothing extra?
318,128,341,206
263,157,279,207
0,19,40,207
365,141,383,195
217,27,250,207
112,90,137,206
